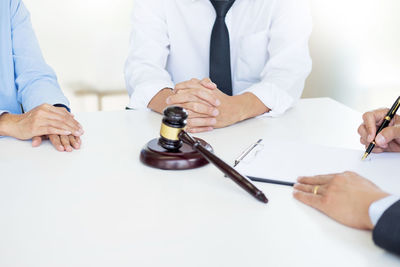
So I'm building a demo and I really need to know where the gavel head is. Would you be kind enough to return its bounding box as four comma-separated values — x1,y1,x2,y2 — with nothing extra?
158,106,188,151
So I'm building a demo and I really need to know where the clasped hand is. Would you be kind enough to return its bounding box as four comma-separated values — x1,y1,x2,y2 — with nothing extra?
0,104,84,152
166,78,240,133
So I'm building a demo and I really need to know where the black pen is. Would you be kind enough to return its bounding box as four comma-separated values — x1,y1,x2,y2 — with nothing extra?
362,96,400,160
247,176,295,187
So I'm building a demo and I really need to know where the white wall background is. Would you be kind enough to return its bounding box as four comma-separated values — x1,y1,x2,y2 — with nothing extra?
24,0,133,112
24,0,400,113
304,0,400,112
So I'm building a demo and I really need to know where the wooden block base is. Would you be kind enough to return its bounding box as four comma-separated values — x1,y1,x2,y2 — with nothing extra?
140,138,213,170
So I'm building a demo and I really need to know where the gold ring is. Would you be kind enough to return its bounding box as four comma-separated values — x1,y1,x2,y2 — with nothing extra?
313,186,320,195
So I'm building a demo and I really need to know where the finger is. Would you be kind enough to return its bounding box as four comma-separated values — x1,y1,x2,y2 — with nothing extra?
189,78,200,84
167,94,219,116
187,127,214,133
362,109,389,141
357,124,369,143
189,88,220,106
60,135,73,152
376,125,400,147
362,137,388,152
394,114,400,125
69,135,81,150
46,107,83,132
168,90,220,107
47,106,78,122
31,111,80,136
174,83,221,106
58,117,83,135
199,78,217,90
293,190,323,210
362,112,378,142
297,174,335,185
46,119,83,137
360,136,369,146
372,147,385,153
174,79,201,92
36,125,72,137
50,112,83,135
187,117,217,128
47,115,83,136
49,135,64,152
174,91,221,108
32,136,43,147
294,183,327,195
167,92,202,105
186,110,212,118
181,102,219,117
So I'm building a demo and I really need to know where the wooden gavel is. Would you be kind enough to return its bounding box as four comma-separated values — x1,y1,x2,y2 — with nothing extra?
141,106,268,203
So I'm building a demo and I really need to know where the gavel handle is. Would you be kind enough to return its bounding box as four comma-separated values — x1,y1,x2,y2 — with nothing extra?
178,131,268,203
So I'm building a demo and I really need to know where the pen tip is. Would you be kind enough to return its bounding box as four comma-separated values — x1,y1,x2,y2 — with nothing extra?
257,192,269,204
361,152,368,161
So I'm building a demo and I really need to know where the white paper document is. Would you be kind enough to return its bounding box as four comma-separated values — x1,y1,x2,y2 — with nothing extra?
235,140,400,194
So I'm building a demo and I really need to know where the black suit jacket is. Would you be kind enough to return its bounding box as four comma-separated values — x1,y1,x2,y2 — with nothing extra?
373,200,400,255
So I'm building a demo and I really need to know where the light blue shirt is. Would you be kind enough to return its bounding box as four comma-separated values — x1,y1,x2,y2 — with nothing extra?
0,0,68,116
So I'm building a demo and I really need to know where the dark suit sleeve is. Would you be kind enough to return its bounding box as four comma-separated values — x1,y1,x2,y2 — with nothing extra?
373,200,400,255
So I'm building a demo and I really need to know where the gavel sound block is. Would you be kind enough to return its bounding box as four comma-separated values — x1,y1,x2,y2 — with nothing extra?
140,106,268,203
140,107,213,170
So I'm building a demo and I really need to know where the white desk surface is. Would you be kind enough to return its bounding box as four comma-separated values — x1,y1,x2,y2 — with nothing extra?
0,98,399,266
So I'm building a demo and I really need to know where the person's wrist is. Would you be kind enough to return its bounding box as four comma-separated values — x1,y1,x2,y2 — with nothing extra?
234,92,270,122
148,88,175,114
0,113,17,137
231,95,247,122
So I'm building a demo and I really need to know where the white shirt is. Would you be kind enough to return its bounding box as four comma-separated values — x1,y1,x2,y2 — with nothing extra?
369,195,400,226
125,0,312,116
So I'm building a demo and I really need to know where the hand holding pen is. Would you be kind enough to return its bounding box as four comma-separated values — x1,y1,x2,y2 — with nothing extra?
359,97,400,159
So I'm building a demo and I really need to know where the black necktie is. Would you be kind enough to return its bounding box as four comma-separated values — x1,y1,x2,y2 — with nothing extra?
209,0,235,96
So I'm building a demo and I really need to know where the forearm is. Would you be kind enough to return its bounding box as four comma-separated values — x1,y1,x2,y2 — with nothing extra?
234,92,270,122
125,0,173,110
147,88,175,114
11,1,68,112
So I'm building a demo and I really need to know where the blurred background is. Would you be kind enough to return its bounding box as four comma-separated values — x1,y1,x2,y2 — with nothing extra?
24,0,400,113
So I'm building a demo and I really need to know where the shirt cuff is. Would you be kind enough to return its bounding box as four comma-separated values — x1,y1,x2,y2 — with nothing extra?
128,80,174,110
241,82,295,117
53,104,71,112
19,79,70,113
0,110,9,116
369,195,400,226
